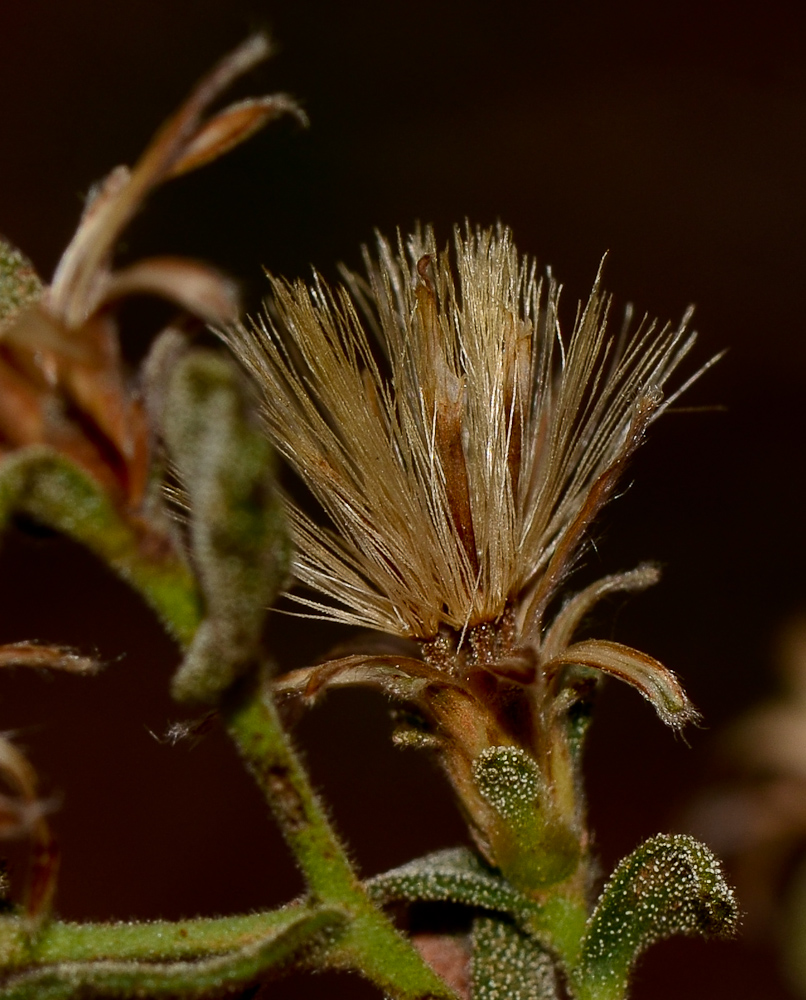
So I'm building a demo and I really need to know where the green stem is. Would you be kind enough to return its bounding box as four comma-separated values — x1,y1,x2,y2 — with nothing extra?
222,673,456,999
21,907,315,963
0,449,453,997
0,906,345,1000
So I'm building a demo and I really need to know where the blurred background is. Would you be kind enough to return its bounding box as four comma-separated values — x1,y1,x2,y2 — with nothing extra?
1,1,805,996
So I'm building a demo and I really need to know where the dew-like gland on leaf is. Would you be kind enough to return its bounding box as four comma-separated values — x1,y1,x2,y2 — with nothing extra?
473,916,559,1000
473,747,541,820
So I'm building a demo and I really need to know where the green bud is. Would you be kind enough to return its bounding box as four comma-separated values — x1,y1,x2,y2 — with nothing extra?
474,746,541,823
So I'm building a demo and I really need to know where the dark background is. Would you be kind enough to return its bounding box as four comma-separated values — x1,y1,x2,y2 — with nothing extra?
0,1,805,997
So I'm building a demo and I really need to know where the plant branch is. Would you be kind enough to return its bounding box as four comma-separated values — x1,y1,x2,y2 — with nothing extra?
0,905,344,999
222,671,456,999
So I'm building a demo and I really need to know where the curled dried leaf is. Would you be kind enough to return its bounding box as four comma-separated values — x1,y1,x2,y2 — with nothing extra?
0,736,43,836
48,34,276,326
541,563,661,662
273,654,451,705
0,34,299,514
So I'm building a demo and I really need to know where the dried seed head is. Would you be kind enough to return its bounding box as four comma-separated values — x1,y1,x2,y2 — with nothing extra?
229,224,700,644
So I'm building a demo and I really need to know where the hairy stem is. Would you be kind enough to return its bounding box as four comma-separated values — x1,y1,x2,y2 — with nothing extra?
222,672,456,999
0,906,344,1000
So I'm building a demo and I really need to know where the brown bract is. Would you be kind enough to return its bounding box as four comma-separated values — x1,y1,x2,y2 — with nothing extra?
0,644,101,922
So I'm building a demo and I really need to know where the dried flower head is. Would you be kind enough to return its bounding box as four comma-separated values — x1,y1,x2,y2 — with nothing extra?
232,225,700,644
228,224,712,886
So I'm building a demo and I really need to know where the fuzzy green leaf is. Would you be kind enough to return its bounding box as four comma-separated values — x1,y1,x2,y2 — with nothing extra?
472,915,559,1000
162,350,290,702
572,834,738,1000
366,847,532,922
472,747,580,893
366,847,588,968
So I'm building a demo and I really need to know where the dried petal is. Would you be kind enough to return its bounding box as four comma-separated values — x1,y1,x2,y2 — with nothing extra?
0,734,58,922
166,95,307,179
0,354,50,445
49,34,275,327
1,303,100,363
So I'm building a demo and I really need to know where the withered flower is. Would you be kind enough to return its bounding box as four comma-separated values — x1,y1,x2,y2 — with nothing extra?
0,35,303,509
229,225,712,893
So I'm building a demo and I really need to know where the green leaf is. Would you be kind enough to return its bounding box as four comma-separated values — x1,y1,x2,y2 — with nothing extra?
0,905,346,999
366,847,588,970
472,915,559,1000
162,350,290,702
366,847,533,922
572,834,738,1000
472,747,580,893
